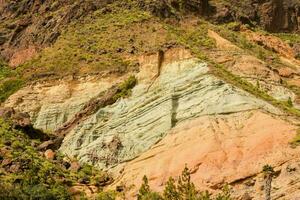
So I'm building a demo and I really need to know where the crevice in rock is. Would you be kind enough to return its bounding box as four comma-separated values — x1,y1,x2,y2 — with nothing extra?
147,49,165,92
171,93,179,128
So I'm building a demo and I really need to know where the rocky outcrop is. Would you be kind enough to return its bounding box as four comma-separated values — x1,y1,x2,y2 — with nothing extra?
137,0,209,18
0,107,49,140
258,0,300,32
4,76,124,131
207,29,300,108
59,58,280,171
55,76,137,137
244,30,297,59
0,107,31,128
52,55,300,199
213,0,300,33
3,45,300,199
2,0,300,198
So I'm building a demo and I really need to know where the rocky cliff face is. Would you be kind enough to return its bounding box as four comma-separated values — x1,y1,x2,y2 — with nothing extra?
259,0,300,32
213,0,300,32
60,57,279,170
6,46,300,199
117,110,300,199
2,0,300,199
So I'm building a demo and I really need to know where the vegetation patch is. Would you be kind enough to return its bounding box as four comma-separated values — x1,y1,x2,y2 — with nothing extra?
290,128,300,148
113,75,137,101
20,3,173,80
0,78,24,103
275,33,300,46
0,61,23,103
137,166,232,200
0,61,14,81
212,23,279,62
0,118,111,199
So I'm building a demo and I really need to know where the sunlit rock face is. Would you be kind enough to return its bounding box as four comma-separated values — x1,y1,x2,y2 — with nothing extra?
59,58,279,170
4,78,120,131
115,110,299,199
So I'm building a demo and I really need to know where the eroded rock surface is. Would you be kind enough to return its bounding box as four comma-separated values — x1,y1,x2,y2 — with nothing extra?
212,0,300,33
115,110,299,199
207,30,299,104
60,58,280,171
5,76,122,131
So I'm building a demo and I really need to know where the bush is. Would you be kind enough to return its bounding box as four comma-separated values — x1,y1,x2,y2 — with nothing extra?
0,62,14,81
113,75,137,101
290,129,300,148
287,97,293,107
0,78,23,102
97,191,117,200
0,119,106,200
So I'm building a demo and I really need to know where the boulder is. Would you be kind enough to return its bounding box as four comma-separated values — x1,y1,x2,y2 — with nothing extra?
0,107,30,128
70,161,81,172
44,149,55,160
1,158,12,167
37,137,63,151
8,162,21,173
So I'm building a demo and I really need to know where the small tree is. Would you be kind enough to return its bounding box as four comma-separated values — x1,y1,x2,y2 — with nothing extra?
163,177,180,200
137,176,162,200
177,166,198,199
263,165,275,200
287,97,293,107
216,185,231,200
138,176,151,200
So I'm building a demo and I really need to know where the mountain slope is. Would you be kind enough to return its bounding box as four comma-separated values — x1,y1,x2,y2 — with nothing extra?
1,0,300,199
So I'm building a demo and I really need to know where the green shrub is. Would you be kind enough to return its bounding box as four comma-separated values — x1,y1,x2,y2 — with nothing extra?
287,97,293,107
97,191,117,200
0,78,23,102
262,165,274,174
0,118,109,199
290,128,300,148
0,184,71,200
113,75,137,101
0,62,14,81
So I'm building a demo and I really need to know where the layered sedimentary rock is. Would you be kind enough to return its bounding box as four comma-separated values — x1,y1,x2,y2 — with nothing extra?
59,58,280,171
4,47,300,199
5,76,122,131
